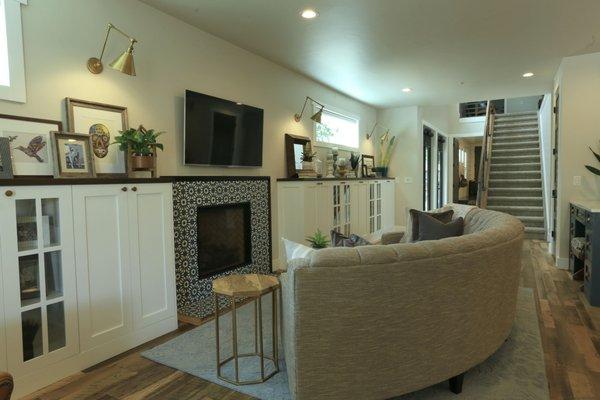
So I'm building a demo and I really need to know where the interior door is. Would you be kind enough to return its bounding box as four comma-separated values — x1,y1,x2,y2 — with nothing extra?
0,252,5,372
73,185,132,351
128,184,176,329
0,186,78,374
453,139,460,202
552,91,560,243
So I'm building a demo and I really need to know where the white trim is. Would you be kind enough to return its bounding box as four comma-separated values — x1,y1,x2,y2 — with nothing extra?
0,0,26,103
555,257,569,270
459,116,485,123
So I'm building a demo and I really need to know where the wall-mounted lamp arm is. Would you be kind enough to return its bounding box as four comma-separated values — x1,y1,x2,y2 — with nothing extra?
88,23,138,75
294,96,325,122
366,122,391,140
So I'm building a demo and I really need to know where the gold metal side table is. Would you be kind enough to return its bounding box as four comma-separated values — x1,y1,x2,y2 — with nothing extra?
212,274,280,385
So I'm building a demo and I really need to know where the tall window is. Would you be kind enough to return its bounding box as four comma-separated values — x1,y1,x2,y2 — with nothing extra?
315,108,359,150
436,135,446,208
0,0,26,103
423,127,434,211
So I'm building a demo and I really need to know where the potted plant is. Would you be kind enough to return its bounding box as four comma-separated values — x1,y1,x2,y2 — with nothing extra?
301,149,317,171
112,125,164,170
373,131,397,178
306,229,329,249
349,153,361,177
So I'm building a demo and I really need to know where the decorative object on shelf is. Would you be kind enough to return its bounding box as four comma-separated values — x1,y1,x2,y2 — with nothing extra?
325,150,334,178
87,23,137,76
66,98,129,175
112,125,163,178
0,137,14,179
306,229,329,249
0,114,63,176
294,96,325,124
362,154,375,177
331,147,339,175
349,152,360,178
365,122,391,141
315,157,323,178
284,133,312,178
49,131,96,178
585,145,600,175
375,130,397,178
298,144,318,179
336,157,349,178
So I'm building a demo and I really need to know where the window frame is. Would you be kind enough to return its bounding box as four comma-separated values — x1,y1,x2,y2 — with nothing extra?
312,104,360,151
0,0,27,103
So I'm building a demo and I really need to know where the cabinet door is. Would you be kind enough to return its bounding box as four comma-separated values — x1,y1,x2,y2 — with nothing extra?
382,180,396,229
350,181,368,236
0,186,78,374
278,183,305,246
0,259,5,372
128,184,176,329
316,182,334,235
73,185,132,351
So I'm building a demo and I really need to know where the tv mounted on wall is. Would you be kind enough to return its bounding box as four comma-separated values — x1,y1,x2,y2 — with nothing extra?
184,89,264,167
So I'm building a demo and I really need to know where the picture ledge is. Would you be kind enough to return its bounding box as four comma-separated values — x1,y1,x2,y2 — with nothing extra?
0,175,270,186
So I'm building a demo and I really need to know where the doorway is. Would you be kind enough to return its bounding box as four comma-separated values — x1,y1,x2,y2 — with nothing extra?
453,137,483,205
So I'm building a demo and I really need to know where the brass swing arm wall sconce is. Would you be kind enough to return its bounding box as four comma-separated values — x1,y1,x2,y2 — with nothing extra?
87,23,138,76
366,122,391,140
294,96,325,124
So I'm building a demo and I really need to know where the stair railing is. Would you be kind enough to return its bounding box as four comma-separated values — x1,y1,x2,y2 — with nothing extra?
476,102,496,208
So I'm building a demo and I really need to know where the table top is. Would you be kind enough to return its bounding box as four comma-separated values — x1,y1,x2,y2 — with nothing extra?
212,274,280,297
572,199,600,213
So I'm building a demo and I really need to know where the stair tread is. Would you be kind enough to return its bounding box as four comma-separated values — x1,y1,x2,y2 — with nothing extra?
492,148,539,152
492,155,540,159
524,227,546,232
493,134,539,141
488,205,543,210
488,196,543,201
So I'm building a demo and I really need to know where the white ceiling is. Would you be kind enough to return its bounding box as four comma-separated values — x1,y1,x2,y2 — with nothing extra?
140,0,600,108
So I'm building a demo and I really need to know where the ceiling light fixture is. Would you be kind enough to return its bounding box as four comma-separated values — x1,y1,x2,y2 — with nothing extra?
522,72,534,78
88,23,138,76
402,88,412,93
300,8,319,19
294,96,325,124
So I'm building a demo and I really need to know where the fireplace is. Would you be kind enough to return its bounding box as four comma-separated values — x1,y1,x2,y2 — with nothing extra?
196,202,252,278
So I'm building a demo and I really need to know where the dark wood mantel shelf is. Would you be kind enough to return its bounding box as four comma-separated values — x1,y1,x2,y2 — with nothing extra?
276,177,395,182
0,175,270,186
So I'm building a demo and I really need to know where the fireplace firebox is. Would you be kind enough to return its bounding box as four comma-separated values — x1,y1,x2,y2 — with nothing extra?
196,202,252,278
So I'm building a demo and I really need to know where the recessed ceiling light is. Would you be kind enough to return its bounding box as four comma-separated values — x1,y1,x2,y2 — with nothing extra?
522,72,534,78
300,8,319,19
402,87,412,93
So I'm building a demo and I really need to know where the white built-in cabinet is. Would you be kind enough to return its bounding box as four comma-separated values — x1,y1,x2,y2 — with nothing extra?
278,179,396,257
0,182,177,397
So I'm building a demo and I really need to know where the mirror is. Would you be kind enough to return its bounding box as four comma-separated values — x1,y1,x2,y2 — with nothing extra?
285,133,312,178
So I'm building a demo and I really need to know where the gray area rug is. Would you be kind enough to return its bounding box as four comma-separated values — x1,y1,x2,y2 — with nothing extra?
142,288,549,399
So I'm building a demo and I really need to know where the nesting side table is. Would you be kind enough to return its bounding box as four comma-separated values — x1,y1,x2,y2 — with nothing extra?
212,274,280,385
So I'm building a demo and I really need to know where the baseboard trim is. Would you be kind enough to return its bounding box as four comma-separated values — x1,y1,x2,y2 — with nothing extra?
555,257,569,269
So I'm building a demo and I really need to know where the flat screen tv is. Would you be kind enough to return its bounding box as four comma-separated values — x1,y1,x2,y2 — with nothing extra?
184,90,264,167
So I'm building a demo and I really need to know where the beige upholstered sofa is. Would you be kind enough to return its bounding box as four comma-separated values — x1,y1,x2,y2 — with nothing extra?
280,205,524,400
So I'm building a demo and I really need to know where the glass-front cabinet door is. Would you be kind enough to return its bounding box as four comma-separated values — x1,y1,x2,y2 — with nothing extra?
0,186,78,374
368,181,383,233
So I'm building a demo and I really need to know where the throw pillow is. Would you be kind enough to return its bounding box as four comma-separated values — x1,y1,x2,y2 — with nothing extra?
331,230,371,247
416,213,464,241
409,209,454,242
281,238,314,263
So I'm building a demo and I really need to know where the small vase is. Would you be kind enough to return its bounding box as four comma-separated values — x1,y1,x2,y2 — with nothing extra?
302,161,315,170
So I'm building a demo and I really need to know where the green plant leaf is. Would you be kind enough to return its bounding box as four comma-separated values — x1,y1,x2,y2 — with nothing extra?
585,165,600,176
590,147,600,164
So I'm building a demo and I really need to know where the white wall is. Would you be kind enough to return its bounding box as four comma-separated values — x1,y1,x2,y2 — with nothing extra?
538,93,553,243
506,95,542,114
0,0,377,264
554,52,600,266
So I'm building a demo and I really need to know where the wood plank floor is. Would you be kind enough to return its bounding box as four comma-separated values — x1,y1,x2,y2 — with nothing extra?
24,240,600,400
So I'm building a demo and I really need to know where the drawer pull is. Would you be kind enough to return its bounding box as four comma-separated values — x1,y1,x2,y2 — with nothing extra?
121,187,128,192
132,186,138,192
5,190,13,197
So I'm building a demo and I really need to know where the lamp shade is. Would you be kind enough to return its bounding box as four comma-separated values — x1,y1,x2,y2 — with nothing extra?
109,43,136,76
311,107,324,124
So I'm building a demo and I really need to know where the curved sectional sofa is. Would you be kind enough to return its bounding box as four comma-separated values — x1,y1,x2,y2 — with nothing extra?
280,205,525,400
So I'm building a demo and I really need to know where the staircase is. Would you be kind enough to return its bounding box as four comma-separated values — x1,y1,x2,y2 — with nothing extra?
485,111,546,239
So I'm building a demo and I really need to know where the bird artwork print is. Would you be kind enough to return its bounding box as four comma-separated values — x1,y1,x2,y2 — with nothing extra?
13,135,47,163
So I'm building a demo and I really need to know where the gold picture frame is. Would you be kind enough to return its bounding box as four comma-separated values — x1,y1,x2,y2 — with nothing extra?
50,131,96,178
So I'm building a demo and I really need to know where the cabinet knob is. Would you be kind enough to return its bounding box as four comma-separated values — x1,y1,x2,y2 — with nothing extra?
132,186,138,192
121,187,128,192
5,190,13,197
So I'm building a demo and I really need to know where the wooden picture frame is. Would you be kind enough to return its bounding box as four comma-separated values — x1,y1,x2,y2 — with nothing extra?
362,154,375,178
0,113,63,176
66,98,129,176
0,137,14,179
50,131,96,178
284,133,312,178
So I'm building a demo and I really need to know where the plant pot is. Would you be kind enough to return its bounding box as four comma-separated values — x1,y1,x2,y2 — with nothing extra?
372,167,388,178
302,161,315,170
131,154,154,170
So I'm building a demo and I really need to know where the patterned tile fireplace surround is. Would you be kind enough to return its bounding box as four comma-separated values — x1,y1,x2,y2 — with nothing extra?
172,177,272,319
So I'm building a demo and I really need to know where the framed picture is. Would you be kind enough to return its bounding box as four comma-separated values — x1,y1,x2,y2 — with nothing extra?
284,133,312,178
66,98,129,175
0,114,63,176
362,154,375,177
50,132,96,178
0,137,14,179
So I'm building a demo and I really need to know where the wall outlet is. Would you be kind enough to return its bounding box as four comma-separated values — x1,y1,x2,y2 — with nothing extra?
573,175,582,186
404,177,413,184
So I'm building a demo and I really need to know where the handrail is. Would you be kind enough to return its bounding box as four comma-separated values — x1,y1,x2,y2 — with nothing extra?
476,101,496,208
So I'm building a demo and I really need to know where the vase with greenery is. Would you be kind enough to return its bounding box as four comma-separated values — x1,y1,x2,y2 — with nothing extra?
112,125,164,170
374,130,397,177
585,145,600,175
306,229,329,249
301,149,317,171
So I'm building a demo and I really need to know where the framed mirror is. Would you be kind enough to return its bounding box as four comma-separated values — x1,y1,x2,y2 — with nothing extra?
285,133,312,178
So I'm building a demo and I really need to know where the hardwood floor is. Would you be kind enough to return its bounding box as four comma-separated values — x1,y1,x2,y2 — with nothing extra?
24,240,600,400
